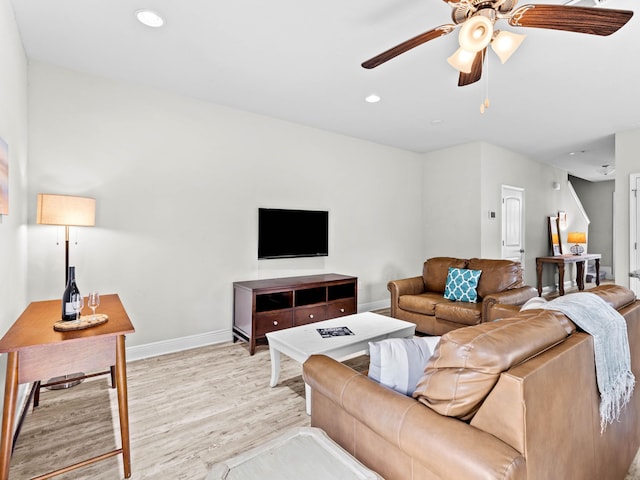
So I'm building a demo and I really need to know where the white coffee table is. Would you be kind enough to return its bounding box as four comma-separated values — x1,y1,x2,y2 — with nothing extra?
266,311,415,414
207,427,382,479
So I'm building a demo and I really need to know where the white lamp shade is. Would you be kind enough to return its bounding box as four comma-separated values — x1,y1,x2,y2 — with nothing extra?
459,15,493,53
36,194,96,226
491,30,526,64
447,48,476,73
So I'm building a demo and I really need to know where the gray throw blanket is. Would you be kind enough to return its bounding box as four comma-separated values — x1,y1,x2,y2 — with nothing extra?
521,293,635,432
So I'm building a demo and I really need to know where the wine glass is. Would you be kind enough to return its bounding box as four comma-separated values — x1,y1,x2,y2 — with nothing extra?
71,293,84,322
88,291,100,317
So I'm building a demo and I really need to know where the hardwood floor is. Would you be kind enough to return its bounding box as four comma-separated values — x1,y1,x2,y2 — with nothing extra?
10,303,639,479
9,342,366,479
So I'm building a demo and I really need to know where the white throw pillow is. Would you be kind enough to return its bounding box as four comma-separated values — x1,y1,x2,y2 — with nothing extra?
368,336,441,396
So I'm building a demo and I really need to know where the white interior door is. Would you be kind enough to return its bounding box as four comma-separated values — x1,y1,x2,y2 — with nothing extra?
630,174,640,296
502,185,525,265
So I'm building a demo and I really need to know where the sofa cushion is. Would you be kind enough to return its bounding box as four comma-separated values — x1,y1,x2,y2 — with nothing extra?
413,309,576,421
435,301,482,326
399,292,450,316
422,257,467,294
368,336,441,396
444,267,482,303
467,258,523,299
586,284,636,310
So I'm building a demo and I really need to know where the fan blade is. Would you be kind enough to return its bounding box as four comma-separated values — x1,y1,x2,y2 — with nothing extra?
362,24,456,69
509,4,633,36
458,49,485,87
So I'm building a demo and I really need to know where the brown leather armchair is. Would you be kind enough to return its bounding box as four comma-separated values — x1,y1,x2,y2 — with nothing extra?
387,257,537,335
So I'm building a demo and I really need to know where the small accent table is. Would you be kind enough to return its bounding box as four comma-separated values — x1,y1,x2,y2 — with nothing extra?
0,294,135,480
536,254,601,296
207,427,382,479
266,311,415,414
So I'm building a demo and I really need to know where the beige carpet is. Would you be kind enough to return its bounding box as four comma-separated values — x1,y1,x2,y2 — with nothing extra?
9,341,640,479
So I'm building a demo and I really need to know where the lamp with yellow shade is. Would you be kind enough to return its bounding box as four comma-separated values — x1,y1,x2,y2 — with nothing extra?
567,232,587,255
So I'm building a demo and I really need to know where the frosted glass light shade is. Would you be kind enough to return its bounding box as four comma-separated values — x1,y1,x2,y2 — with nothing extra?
491,30,526,64
36,194,96,227
447,48,476,73
459,16,493,52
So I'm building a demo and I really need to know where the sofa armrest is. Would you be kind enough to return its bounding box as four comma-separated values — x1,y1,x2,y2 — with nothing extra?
387,276,424,317
482,286,538,322
303,355,526,480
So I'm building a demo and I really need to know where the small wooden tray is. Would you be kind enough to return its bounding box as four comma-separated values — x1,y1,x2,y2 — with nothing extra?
54,314,109,331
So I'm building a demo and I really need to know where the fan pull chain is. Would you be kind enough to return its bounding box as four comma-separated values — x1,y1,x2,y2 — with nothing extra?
480,50,490,114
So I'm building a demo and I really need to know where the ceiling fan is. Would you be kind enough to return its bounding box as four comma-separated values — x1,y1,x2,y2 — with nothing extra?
361,1,634,87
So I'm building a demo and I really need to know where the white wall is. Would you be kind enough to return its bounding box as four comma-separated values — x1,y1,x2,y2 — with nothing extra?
0,0,29,418
614,128,640,287
480,142,588,286
421,141,587,288
570,176,614,274
422,143,482,259
26,62,425,351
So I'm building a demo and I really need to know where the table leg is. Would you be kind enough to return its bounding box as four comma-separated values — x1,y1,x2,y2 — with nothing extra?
595,259,601,286
305,384,311,415
558,264,566,296
269,347,281,388
115,335,132,478
536,259,543,296
576,261,586,291
0,352,19,480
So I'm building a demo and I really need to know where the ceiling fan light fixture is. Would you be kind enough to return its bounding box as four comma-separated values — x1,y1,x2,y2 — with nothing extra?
459,15,493,52
491,30,526,64
447,48,475,73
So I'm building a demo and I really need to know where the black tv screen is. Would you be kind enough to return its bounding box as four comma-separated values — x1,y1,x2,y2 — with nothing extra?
258,208,329,259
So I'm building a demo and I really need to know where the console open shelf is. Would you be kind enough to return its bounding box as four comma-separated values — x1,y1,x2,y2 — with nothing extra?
233,273,358,355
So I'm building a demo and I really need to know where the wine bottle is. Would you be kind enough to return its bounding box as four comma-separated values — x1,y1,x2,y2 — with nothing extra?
61,266,81,321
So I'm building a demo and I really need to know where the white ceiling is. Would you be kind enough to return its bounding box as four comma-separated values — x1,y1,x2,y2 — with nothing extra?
9,0,640,181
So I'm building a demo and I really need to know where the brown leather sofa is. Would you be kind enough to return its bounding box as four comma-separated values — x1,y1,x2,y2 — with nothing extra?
387,257,537,335
303,285,640,480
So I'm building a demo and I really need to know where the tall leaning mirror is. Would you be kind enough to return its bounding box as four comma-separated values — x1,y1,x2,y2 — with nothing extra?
548,216,562,256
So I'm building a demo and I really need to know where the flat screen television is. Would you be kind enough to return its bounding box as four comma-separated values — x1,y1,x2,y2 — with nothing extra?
258,208,328,259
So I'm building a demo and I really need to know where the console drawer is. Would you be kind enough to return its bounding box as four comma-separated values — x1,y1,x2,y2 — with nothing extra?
294,305,327,326
255,310,293,337
327,299,356,318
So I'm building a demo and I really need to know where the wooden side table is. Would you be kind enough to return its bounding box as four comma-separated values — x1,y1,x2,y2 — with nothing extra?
0,294,135,480
536,254,601,296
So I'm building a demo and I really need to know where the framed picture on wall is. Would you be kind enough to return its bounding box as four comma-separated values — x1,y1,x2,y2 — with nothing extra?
558,211,567,230
0,137,7,215
548,216,562,256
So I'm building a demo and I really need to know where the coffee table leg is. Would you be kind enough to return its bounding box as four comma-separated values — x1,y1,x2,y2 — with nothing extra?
305,383,311,415
269,346,281,387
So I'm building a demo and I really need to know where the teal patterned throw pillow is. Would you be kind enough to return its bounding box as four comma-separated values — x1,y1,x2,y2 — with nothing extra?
444,267,482,303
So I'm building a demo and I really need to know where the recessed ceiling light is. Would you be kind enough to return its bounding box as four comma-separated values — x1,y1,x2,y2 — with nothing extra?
365,94,381,103
136,9,165,28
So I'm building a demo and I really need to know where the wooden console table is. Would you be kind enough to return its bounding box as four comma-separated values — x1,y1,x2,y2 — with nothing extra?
233,274,357,355
0,294,135,480
536,254,601,296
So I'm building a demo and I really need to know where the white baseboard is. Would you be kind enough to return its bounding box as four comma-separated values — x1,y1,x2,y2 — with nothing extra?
359,299,390,312
125,302,391,361
126,329,232,362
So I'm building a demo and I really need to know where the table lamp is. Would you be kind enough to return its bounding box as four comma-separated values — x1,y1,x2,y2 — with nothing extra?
36,193,96,283
567,232,587,255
